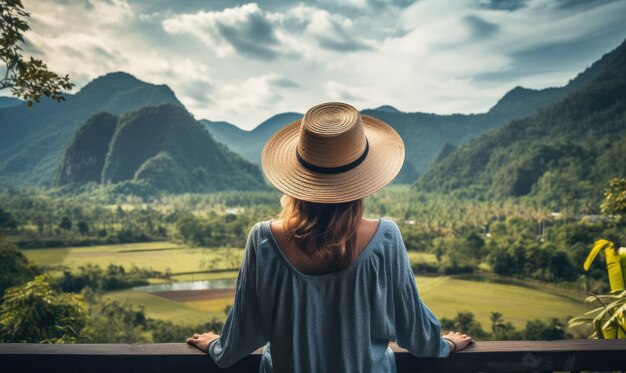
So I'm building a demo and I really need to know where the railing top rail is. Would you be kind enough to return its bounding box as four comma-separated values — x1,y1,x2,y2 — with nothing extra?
1,339,625,355
2,340,625,373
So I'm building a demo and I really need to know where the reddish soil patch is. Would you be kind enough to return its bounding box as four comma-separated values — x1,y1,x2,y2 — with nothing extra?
152,289,235,302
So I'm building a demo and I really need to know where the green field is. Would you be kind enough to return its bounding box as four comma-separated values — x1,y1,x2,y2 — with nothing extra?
21,242,244,275
23,242,592,332
103,290,224,324
414,276,590,330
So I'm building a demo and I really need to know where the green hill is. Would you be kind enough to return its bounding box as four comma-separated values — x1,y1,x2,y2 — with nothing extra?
416,39,626,208
56,112,118,185
0,72,182,186
96,104,265,194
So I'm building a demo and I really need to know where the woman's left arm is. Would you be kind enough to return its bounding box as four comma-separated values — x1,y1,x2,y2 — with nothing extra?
187,224,267,368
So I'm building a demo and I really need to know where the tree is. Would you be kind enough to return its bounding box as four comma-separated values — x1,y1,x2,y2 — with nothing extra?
490,311,504,334
440,312,489,339
0,275,87,342
601,177,626,221
1,0,73,106
59,215,72,231
523,318,568,340
0,207,17,231
77,220,90,235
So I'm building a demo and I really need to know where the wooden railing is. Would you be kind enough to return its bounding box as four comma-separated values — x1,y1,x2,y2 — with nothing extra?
1,340,625,372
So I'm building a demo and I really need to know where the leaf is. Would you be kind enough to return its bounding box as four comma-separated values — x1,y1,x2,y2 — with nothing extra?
583,239,613,271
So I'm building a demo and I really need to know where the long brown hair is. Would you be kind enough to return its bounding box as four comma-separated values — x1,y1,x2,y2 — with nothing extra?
278,194,364,271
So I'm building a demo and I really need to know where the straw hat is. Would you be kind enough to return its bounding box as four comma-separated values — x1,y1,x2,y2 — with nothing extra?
261,102,404,203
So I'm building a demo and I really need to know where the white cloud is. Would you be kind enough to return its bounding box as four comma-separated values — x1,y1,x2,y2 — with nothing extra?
162,3,289,60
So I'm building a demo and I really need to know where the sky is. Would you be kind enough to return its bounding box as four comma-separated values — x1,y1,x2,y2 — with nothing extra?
16,0,626,129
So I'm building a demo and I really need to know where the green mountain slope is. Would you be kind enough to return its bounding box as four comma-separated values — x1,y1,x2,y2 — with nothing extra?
100,104,265,194
416,39,626,207
56,112,118,185
0,72,182,185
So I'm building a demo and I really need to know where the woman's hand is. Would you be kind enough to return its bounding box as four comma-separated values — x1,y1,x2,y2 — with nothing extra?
443,331,473,353
186,332,220,353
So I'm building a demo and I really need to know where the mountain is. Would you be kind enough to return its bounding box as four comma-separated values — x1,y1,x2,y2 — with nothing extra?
416,39,626,207
0,72,182,185
372,105,401,113
58,104,265,194
202,112,302,165
56,112,118,185
204,42,615,183
0,97,22,109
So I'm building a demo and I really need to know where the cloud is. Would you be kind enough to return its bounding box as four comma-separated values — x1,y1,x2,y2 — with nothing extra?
464,15,499,39
287,5,373,52
477,0,529,11
324,81,364,102
162,4,288,60
202,73,297,118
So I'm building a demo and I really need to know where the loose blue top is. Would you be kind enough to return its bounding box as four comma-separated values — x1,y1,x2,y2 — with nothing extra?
208,218,450,372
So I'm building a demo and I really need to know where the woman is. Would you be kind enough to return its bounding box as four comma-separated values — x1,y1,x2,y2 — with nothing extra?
187,102,473,372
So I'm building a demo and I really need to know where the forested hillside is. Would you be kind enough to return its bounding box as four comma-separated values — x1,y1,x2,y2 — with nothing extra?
417,39,626,209
57,104,265,195
0,72,182,185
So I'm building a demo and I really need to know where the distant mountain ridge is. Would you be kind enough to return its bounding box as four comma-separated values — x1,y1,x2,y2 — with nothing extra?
1,38,622,191
416,38,626,206
0,72,182,185
204,42,617,182
58,104,265,194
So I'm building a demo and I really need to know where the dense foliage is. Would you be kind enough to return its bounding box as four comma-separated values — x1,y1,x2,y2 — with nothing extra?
56,264,165,292
440,311,571,341
0,275,87,343
0,237,38,297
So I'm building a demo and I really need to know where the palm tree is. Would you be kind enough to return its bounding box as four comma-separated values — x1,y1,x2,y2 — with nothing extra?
490,311,504,335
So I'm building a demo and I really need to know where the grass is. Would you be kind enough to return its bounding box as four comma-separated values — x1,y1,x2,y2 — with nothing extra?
21,242,243,275
415,275,591,330
103,290,229,324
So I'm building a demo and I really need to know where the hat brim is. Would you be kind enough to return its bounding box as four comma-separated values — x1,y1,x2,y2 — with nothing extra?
261,115,405,203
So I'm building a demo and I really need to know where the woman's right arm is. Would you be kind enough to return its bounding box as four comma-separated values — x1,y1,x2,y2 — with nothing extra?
390,222,471,357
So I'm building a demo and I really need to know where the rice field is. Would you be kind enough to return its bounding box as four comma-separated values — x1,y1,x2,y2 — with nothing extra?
21,242,244,274
22,242,592,332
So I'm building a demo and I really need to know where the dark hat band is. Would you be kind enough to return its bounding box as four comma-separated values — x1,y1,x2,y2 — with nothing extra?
296,139,369,174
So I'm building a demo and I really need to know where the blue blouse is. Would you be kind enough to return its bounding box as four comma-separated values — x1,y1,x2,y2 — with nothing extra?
208,218,450,372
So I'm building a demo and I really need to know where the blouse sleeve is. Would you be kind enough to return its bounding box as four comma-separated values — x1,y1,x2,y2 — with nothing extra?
391,223,450,358
208,223,268,368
